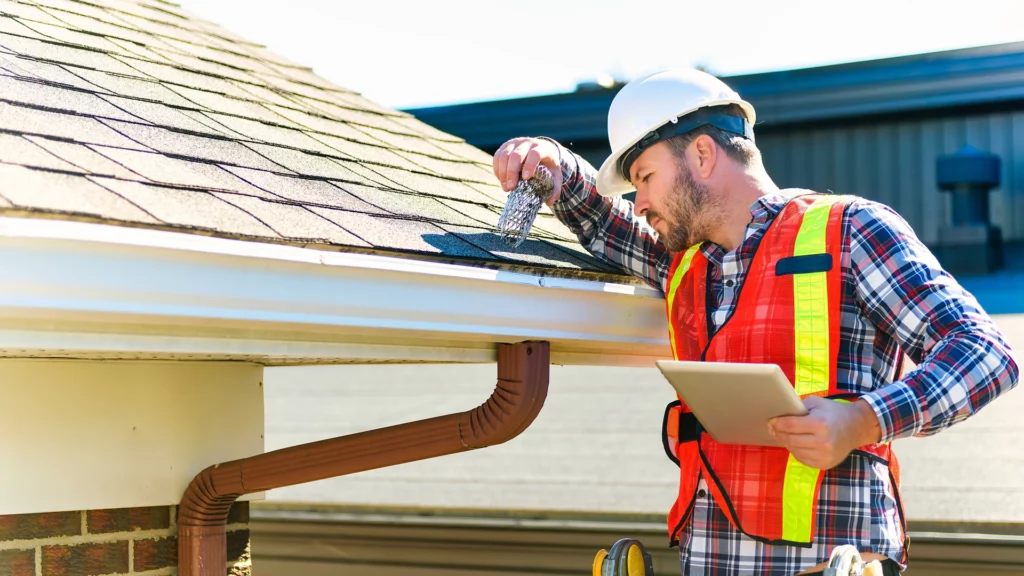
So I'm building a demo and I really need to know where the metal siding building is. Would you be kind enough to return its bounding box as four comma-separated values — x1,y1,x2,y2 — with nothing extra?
408,42,1024,251
756,113,1024,247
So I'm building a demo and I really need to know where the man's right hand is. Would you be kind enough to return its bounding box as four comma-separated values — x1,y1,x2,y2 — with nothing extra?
492,137,563,206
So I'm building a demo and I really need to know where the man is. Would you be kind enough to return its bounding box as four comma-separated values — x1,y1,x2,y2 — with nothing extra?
491,69,1018,575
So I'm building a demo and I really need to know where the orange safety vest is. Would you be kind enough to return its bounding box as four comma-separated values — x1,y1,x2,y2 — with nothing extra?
661,193,904,547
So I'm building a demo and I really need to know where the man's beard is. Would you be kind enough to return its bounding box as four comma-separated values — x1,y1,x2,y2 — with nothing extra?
649,166,719,253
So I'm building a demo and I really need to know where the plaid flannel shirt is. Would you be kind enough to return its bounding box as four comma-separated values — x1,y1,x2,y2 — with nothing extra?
548,143,1019,575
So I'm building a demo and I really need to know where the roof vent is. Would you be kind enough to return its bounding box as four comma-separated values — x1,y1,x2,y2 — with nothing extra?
934,145,1003,275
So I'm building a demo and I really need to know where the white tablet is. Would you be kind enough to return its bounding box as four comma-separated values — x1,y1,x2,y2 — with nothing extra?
655,360,808,447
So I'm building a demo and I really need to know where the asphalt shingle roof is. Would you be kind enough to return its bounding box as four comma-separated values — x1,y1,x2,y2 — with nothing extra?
0,0,622,278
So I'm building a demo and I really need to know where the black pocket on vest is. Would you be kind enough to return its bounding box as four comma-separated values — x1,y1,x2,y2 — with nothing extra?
775,253,833,276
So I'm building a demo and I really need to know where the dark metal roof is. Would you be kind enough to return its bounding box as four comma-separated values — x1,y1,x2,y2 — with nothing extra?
406,42,1024,150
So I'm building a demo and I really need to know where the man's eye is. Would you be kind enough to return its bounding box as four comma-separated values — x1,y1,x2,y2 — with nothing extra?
642,174,651,183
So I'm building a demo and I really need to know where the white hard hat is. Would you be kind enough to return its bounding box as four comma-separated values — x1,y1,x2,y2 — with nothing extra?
596,69,756,197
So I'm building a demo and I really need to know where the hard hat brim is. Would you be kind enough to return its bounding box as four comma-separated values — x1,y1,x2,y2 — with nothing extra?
595,99,755,198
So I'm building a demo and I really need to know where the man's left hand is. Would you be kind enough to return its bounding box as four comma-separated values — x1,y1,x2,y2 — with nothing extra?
768,397,883,470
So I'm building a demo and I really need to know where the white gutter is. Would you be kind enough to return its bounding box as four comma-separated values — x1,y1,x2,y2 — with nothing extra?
0,216,670,367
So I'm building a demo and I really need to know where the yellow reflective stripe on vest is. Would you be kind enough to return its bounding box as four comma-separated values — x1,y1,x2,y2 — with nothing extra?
782,452,818,543
781,195,840,543
792,196,835,396
666,244,702,360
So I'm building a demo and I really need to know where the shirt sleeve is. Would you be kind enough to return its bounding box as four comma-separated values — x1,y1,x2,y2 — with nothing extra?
849,200,1019,442
543,138,673,294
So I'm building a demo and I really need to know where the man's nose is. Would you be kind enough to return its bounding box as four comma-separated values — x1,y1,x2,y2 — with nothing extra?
633,187,649,217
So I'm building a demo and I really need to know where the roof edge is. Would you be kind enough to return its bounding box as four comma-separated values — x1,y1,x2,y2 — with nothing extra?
0,216,668,366
0,208,633,285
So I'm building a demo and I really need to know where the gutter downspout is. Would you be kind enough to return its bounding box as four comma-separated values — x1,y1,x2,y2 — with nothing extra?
177,341,550,576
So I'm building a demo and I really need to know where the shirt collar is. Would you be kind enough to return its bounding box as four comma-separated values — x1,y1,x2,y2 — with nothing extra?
698,190,795,265
751,190,794,220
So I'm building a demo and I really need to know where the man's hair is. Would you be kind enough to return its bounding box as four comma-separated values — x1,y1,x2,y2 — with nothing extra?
665,104,760,167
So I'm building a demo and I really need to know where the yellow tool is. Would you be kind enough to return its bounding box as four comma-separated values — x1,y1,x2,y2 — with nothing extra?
592,538,654,576
591,541,885,575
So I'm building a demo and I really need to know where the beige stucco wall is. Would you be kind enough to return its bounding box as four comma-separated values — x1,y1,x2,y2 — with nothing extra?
0,360,264,514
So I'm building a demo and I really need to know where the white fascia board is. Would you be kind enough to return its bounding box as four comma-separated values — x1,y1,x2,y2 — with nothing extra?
0,216,671,366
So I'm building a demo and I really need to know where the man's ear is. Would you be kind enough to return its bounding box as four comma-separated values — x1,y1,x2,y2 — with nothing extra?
693,134,717,179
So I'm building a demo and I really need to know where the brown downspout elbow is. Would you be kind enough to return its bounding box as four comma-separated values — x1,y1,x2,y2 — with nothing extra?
177,341,550,576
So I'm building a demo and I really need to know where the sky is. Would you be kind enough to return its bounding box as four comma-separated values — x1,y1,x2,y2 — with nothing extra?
177,0,1024,111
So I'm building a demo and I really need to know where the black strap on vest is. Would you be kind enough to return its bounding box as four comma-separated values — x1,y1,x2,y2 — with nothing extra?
662,401,703,465
678,411,701,443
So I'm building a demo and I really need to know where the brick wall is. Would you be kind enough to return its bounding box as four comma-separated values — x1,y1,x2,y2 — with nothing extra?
0,503,250,576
